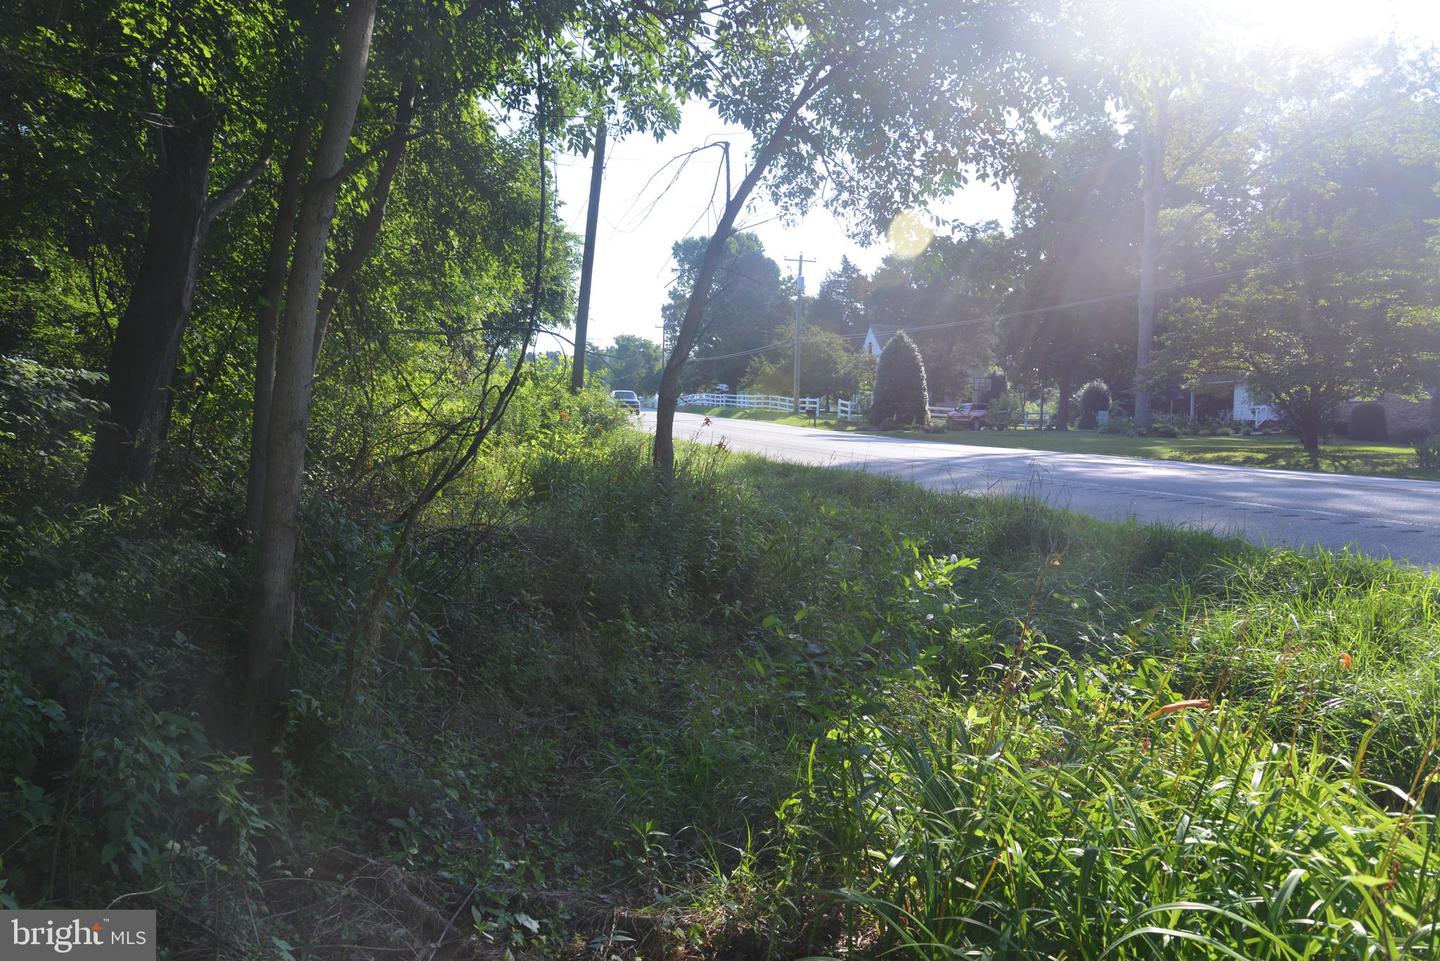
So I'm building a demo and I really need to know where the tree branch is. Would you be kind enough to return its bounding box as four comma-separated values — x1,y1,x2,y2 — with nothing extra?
203,141,274,232
312,72,420,364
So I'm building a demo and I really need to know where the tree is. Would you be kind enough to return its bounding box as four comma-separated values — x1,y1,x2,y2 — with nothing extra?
0,0,280,490
1079,1,1263,429
810,256,869,334
651,0,1066,474
869,331,929,427
1161,290,1437,455
595,334,663,393
1001,115,1139,428
745,325,862,398
243,2,702,748
661,232,789,391
1155,55,1440,454
867,225,1016,403
245,0,383,747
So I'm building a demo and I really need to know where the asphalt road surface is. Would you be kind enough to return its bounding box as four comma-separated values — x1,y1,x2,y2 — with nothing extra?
642,412,1440,567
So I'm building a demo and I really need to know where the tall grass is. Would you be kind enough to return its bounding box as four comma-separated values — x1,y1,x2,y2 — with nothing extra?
8,423,1439,956
789,652,1439,959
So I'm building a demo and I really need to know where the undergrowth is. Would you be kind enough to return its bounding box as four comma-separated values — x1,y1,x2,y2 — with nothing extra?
2,412,1437,959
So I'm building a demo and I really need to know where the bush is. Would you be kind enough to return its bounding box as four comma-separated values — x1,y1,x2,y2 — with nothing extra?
0,356,108,505
986,389,1023,431
1148,420,1180,438
1073,380,1110,430
1348,402,1388,441
1100,413,1134,435
868,331,929,427
1416,435,1440,470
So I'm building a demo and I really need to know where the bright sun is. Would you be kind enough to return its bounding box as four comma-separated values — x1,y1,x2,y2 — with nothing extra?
1203,0,1440,51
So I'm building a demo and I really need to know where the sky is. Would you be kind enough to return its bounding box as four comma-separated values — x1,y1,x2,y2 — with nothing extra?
542,0,1440,358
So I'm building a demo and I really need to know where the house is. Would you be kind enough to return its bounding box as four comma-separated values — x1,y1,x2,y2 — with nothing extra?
1342,392,1432,439
1191,376,1432,436
862,324,900,356
1189,374,1277,426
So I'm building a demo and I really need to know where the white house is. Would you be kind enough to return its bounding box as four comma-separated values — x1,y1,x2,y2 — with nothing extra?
1230,383,1277,426
1191,374,1277,425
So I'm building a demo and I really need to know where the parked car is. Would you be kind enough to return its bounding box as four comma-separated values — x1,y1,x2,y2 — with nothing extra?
610,389,641,413
946,403,988,430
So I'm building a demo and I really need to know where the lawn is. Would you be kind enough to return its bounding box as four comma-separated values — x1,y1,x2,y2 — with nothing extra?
678,404,1439,480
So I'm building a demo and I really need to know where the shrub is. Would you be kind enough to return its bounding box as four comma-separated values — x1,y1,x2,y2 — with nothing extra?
1348,402,1388,441
1416,435,1440,470
0,356,108,504
1074,380,1110,430
869,331,929,428
1148,420,1180,438
1100,413,1134,435
986,390,1023,431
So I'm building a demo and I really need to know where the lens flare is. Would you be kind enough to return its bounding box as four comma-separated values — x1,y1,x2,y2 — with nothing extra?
887,209,933,260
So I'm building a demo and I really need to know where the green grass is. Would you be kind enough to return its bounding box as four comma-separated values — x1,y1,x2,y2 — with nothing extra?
678,404,1440,480
5,429,1438,957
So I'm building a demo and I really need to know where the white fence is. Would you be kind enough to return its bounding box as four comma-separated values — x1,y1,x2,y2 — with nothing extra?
837,398,859,422
680,392,821,414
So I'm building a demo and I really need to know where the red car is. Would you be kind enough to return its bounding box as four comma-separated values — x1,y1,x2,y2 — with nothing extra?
946,403,989,430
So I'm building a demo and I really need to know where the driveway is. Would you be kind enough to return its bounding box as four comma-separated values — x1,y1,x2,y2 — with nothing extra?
642,412,1440,566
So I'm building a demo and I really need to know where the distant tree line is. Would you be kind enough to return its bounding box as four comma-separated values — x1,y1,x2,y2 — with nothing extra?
637,38,1440,452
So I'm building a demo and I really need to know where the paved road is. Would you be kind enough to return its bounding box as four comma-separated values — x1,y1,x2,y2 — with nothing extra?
642,412,1440,566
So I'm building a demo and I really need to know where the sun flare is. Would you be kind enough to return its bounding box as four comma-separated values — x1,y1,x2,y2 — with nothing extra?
1201,0,1440,51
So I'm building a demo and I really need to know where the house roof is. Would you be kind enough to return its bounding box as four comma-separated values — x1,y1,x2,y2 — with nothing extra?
1194,373,1243,388
866,324,903,345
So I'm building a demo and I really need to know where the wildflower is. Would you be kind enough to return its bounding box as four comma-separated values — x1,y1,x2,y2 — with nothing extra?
1338,652,1353,669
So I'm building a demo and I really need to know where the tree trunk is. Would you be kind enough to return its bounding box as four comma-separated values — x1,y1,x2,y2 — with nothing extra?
246,106,315,534
312,72,418,363
1133,103,1165,432
245,0,378,754
1055,373,1072,431
570,117,606,392
86,89,215,490
654,65,835,476
1292,389,1323,457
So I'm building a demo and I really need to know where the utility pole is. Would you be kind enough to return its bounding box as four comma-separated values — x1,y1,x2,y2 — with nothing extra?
785,253,811,414
570,117,607,392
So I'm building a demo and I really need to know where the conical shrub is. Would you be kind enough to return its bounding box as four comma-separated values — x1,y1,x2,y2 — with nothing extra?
869,330,930,427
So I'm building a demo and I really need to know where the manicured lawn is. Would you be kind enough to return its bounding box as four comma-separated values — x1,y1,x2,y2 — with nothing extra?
677,404,1440,480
